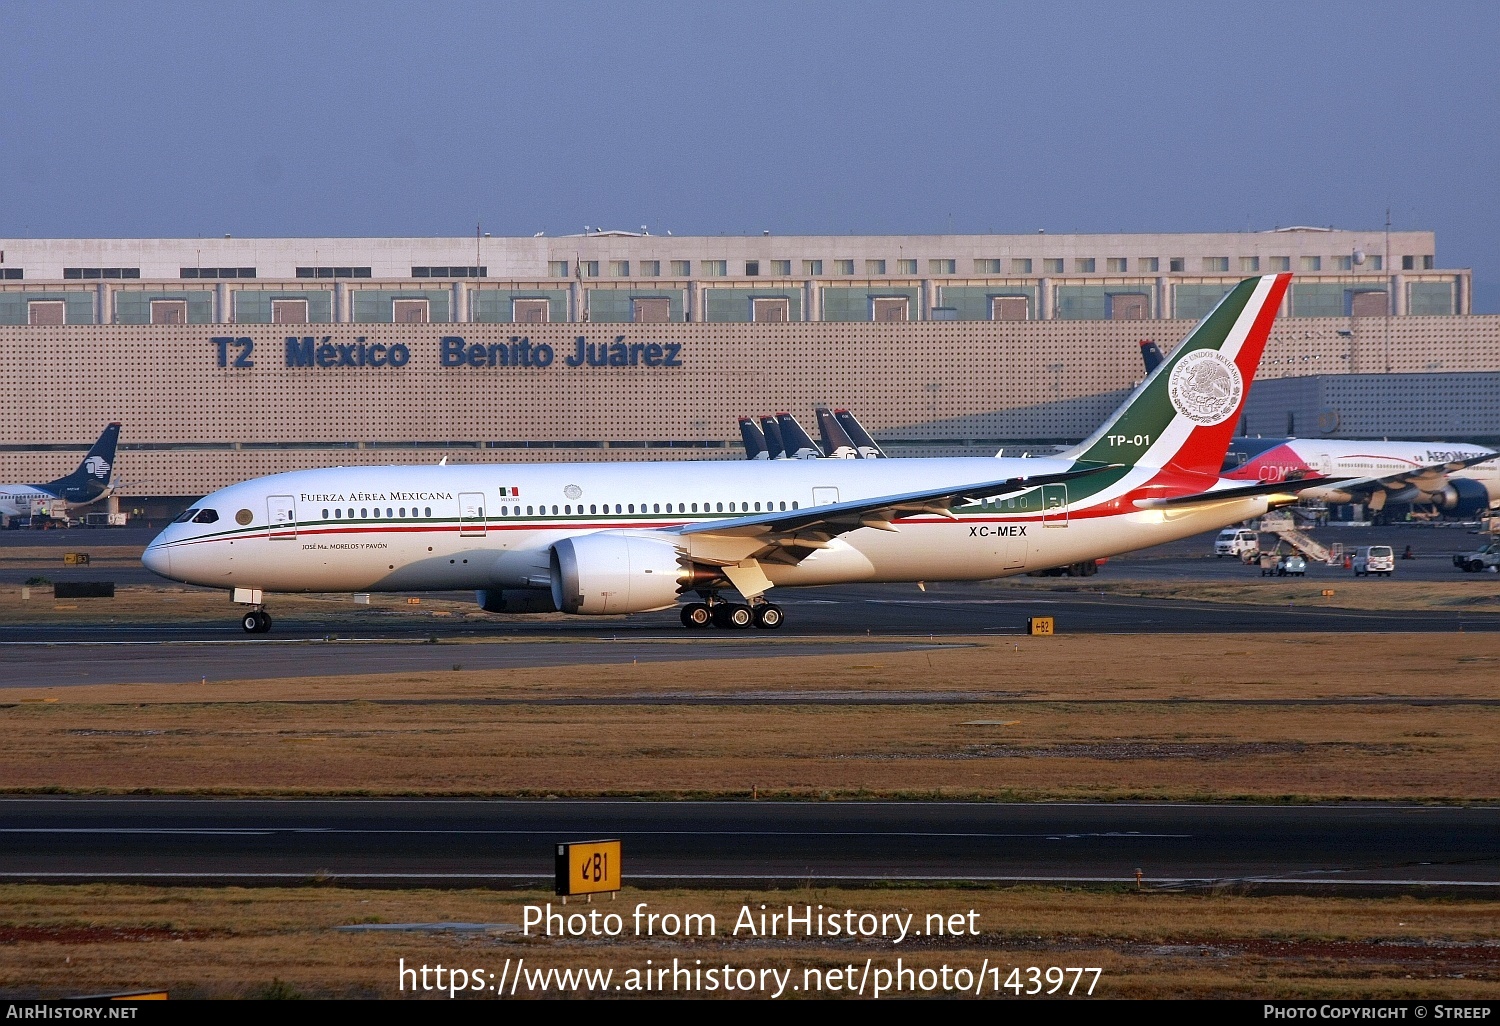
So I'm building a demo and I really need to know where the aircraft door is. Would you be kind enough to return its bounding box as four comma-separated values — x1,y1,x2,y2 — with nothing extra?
267,495,297,539
459,492,487,537
1313,453,1334,476
1042,483,1069,527
812,487,840,506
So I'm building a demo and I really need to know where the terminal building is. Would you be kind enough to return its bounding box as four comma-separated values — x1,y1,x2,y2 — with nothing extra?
0,228,1493,514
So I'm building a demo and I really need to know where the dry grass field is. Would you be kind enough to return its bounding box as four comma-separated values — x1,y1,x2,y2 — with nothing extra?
1,884,1495,999
2,633,1498,800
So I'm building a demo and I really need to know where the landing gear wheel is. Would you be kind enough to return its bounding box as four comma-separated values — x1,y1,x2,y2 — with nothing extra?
241,610,271,634
680,602,712,628
711,603,754,629
753,603,784,630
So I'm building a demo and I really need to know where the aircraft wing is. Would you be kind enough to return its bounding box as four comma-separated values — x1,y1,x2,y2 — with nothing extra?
1134,476,1355,509
1307,450,1500,502
670,463,1119,566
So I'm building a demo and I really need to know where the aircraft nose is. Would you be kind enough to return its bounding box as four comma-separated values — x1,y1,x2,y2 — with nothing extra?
141,541,172,579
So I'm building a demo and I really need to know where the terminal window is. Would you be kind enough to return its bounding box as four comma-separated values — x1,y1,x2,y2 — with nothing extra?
393,299,429,323
1138,257,1158,272
1107,257,1127,273
181,267,256,278
1011,258,1033,274
752,297,790,322
640,260,660,276
671,260,691,276
1203,257,1229,272
1240,256,1260,272
412,266,486,278
897,258,916,275
865,259,886,275
1300,256,1321,271
296,267,371,278
1043,258,1064,274
150,299,187,325
974,259,1002,274
771,260,792,276
1270,256,1290,271
991,296,1028,321
514,298,550,323
1075,258,1096,273
548,260,570,277
744,261,759,276
802,259,822,276
271,299,309,324
610,260,630,277
1169,257,1185,272
928,258,956,275
835,259,855,275
581,261,600,278
704,260,727,276
632,298,670,323
64,267,139,279
1,268,22,279
27,300,65,326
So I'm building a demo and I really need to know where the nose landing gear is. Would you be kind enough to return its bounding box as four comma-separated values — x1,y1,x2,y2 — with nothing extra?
240,609,272,634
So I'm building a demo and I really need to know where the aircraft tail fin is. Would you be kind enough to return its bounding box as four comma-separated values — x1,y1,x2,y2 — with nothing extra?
834,408,886,459
1139,339,1165,374
775,412,824,459
42,423,121,503
758,416,787,459
815,407,859,458
739,417,770,460
1064,274,1290,477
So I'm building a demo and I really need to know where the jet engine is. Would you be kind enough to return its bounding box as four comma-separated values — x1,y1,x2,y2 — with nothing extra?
549,534,688,614
1428,478,1494,518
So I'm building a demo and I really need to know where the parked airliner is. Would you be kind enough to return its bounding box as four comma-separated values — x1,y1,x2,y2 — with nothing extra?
0,424,121,523
1138,339,1499,515
144,275,1329,633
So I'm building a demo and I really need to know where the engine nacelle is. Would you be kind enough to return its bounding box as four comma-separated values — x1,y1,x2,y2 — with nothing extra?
549,533,687,614
476,589,559,614
1430,478,1495,519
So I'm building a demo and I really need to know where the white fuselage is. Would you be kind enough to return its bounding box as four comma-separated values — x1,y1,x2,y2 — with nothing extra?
0,485,64,519
143,457,1273,598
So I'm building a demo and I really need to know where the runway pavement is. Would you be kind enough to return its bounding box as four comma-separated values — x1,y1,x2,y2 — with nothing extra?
1,798,1495,891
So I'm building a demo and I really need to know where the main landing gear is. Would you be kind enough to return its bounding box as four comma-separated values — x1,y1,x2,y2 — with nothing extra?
240,608,272,634
680,598,784,630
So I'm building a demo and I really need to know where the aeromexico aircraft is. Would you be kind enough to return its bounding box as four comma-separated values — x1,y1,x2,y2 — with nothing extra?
0,424,121,520
1138,340,1500,516
146,274,1330,634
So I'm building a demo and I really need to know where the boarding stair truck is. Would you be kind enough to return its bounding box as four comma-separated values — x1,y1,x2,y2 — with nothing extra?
1259,511,1335,564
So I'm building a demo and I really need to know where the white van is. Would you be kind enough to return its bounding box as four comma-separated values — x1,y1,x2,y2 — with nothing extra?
1353,545,1395,577
1214,528,1260,560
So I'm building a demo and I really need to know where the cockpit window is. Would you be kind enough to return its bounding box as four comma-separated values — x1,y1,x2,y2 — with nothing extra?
192,508,220,524
174,508,200,523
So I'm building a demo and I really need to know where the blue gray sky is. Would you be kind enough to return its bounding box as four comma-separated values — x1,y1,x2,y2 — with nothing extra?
5,2,1497,309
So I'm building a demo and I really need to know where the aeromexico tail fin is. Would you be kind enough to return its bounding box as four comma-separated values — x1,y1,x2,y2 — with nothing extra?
775,412,824,459
739,417,770,460
834,409,885,458
815,407,859,458
1139,340,1165,374
758,416,787,459
1064,274,1290,477
41,422,121,503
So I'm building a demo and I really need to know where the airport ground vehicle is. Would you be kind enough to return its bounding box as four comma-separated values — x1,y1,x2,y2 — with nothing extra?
1453,542,1500,572
1276,553,1307,576
144,276,1345,634
1353,545,1395,577
1215,528,1260,560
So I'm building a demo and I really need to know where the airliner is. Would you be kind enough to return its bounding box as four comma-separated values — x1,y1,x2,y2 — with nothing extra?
144,275,1330,634
1138,339,1499,516
0,424,121,523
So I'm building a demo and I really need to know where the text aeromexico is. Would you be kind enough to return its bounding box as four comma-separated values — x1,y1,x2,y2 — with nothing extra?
211,336,685,371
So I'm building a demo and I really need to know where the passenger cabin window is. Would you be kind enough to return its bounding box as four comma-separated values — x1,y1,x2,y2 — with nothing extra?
192,509,219,524
425,507,432,517
174,508,200,523
322,509,329,518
